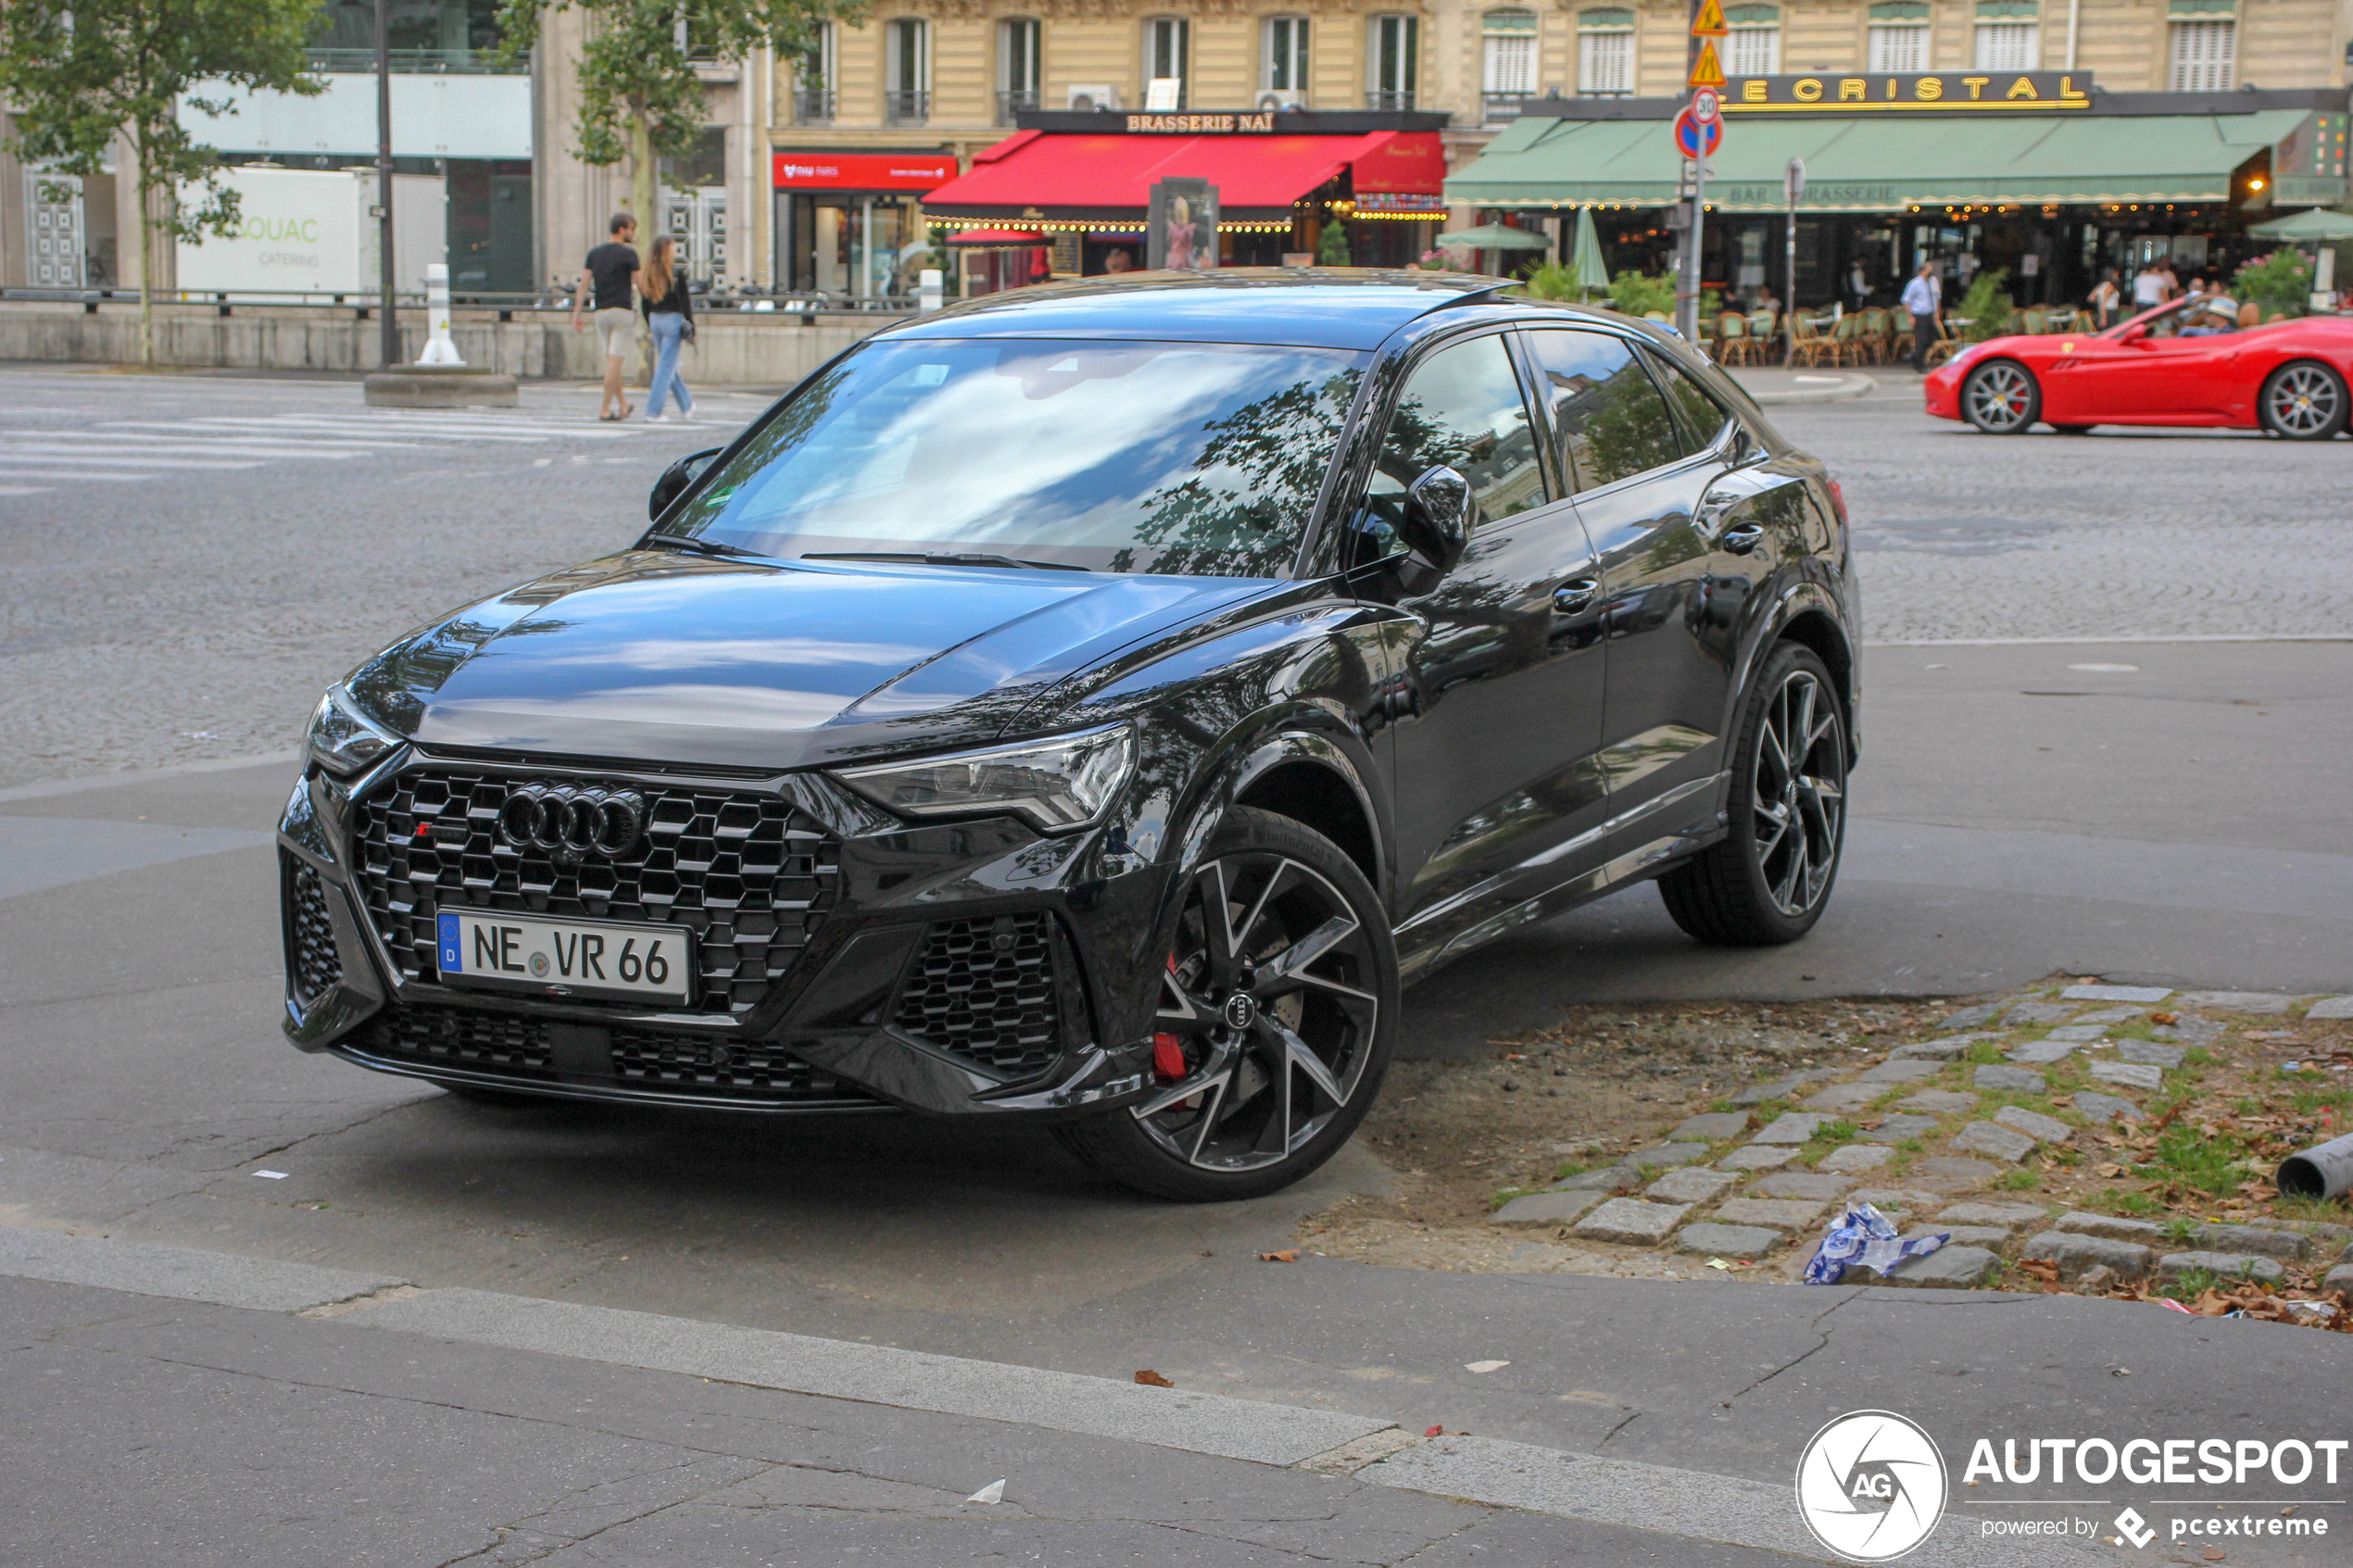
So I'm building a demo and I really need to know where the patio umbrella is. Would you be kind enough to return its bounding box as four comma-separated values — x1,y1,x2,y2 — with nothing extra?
2247,208,2353,242
1435,223,1552,251
1570,207,1609,297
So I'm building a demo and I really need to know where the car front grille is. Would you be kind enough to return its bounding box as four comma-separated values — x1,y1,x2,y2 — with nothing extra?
283,854,344,1007
892,912,1063,1079
353,767,839,1016
351,1004,883,1107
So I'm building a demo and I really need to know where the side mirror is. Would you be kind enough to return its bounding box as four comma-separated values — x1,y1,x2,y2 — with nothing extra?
1397,465,1472,576
648,446,724,521
2117,323,2150,346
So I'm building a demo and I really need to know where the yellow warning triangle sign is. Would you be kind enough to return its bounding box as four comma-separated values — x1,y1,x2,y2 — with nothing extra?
1692,0,1729,36
1689,38,1728,88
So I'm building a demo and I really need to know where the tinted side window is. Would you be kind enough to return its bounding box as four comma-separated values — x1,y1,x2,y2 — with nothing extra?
1645,349,1736,454
1366,334,1547,540
1523,330,1680,492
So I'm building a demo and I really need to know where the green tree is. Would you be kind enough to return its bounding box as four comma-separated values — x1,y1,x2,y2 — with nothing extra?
496,0,864,257
1316,218,1353,268
0,0,321,365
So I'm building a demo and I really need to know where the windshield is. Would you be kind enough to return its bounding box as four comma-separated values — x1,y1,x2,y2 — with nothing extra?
659,337,1365,577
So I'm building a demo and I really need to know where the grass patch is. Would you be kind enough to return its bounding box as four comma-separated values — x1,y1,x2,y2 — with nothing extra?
1995,1169,2040,1192
2183,1047,2217,1069
1815,1119,1860,1143
2161,1216,2201,1244
2111,1189,2163,1217
2269,1194,2352,1226
2287,1083,2353,1113
2157,1267,2222,1301
2146,1123,2250,1198
1553,1160,1588,1182
1896,1137,1925,1153
1710,1098,1737,1115
1968,1041,2005,1065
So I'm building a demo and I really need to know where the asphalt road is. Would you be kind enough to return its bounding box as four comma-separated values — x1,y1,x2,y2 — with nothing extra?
2,365,2347,1565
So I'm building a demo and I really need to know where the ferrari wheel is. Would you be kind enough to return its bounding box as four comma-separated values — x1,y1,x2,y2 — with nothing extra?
1961,360,2040,434
2258,361,2348,442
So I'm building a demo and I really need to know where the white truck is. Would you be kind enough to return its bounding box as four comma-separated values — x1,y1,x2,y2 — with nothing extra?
174,166,444,297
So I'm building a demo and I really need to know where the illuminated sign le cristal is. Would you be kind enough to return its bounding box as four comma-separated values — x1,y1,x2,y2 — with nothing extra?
1723,70,2093,111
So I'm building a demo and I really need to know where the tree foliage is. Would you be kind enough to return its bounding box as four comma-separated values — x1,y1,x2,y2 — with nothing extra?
0,0,321,360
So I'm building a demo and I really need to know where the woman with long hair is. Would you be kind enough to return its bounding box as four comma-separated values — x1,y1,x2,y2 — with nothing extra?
637,234,695,421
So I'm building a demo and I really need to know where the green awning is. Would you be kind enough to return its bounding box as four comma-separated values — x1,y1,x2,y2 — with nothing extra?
1446,108,2309,212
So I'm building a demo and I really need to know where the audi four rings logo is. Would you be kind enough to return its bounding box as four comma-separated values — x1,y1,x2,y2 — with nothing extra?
497,786,648,858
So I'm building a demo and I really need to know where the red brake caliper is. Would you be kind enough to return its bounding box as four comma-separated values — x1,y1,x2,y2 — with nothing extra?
1152,954,1188,1081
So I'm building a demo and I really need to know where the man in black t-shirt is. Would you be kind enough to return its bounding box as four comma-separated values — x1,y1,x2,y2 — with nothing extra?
572,212,640,420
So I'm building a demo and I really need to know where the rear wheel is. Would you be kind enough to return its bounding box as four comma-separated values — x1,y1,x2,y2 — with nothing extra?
1657,643,1849,947
2258,360,2348,441
1961,360,2040,433
1054,807,1397,1201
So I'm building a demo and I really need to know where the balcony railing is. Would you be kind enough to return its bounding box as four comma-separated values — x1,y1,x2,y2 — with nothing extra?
1482,92,1531,124
306,47,523,74
884,88,931,126
793,87,836,125
996,88,1039,126
1365,89,1416,110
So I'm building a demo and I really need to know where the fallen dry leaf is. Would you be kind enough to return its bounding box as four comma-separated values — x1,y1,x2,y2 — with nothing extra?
2151,1012,2179,1026
1134,1369,1174,1387
2205,1549,2225,1562
1425,1424,1445,1437
2018,1260,2061,1284
2095,1162,2126,1178
1259,1249,1299,1263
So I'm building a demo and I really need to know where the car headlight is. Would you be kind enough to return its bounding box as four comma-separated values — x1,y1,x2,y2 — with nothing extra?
833,723,1135,833
307,686,402,776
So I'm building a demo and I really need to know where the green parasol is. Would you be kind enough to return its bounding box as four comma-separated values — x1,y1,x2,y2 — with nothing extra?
1435,223,1552,251
1570,207,1610,295
2247,208,2353,242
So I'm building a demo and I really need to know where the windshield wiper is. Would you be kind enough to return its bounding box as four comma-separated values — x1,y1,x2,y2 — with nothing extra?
802,551,1088,572
642,533,761,559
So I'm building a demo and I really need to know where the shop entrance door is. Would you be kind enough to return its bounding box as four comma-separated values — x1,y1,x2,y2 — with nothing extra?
26,171,85,289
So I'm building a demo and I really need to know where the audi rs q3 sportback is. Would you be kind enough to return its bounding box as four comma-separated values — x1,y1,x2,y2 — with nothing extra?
280,270,1860,1199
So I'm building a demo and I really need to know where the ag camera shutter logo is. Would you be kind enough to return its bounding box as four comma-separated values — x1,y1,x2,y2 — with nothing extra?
1795,1411,1948,1562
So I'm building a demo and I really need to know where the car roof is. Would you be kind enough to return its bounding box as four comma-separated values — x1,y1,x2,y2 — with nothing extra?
878,268,1558,351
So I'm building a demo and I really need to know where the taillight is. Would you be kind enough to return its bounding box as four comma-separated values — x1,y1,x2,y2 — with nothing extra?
1825,477,1850,530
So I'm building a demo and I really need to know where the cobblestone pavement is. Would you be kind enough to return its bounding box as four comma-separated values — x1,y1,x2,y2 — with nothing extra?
0,370,770,787
1770,387,2353,644
2,367,2341,786
1315,982,2353,1305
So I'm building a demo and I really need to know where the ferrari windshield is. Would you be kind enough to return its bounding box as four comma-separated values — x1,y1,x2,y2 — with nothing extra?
656,337,1365,577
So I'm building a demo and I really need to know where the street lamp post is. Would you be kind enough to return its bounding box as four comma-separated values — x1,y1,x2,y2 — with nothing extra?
374,0,398,368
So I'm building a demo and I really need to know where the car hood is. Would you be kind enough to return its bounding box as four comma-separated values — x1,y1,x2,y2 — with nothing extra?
346,551,1271,771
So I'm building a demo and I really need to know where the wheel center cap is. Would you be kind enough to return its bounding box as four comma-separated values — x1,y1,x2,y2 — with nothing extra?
1222,992,1259,1032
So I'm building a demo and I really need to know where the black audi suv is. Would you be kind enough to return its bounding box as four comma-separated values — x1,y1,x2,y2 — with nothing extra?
280,270,1858,1198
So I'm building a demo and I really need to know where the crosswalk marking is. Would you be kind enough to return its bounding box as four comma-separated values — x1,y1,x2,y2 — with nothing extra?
0,403,683,497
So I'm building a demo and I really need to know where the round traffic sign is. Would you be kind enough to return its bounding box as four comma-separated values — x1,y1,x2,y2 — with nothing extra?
1672,108,1722,160
1692,87,1721,123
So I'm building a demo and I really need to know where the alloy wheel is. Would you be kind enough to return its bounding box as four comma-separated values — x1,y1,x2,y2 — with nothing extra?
1963,363,2033,433
1129,853,1380,1173
1750,669,1846,918
2265,365,2342,438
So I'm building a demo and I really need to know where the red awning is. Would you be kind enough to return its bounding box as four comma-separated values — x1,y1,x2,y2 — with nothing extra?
923,131,1445,221
942,228,1046,245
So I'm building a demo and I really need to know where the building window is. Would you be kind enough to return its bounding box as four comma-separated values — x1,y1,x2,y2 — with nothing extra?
886,18,929,125
1724,4,1779,76
1265,16,1310,94
1973,20,2037,67
1482,9,1538,122
2169,17,2234,91
1577,8,1634,96
1866,3,1931,73
1146,17,1189,109
792,21,836,125
999,18,1041,123
1367,14,1418,110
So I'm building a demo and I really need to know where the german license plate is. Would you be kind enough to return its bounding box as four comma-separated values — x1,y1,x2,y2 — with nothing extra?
434,909,692,1006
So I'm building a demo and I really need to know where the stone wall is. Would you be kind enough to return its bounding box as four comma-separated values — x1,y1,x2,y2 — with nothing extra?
0,302,892,385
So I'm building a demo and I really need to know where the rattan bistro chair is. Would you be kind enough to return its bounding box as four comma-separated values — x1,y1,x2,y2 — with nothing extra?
1714,311,1758,366
1787,311,1834,368
1859,307,1893,363
1922,318,1964,368
1748,308,1780,364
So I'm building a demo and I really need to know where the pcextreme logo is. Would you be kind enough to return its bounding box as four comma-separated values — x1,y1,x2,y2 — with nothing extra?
1795,1411,1949,1562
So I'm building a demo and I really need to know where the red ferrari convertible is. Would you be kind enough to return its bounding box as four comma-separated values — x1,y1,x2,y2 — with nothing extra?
1923,296,2353,440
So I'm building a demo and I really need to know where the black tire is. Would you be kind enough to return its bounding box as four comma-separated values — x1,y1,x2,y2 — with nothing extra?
1054,805,1398,1202
1960,359,2041,433
2049,424,2093,436
1657,643,1849,947
2257,360,2349,441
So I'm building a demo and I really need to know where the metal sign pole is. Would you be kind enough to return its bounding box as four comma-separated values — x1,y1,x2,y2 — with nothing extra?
1783,157,1806,363
375,0,398,368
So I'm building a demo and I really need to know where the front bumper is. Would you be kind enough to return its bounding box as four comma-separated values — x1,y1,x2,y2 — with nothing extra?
277,746,1165,1119
1921,366,1963,420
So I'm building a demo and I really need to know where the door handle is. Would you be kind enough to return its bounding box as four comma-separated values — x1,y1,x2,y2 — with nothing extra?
1720,523,1766,556
1552,577,1599,613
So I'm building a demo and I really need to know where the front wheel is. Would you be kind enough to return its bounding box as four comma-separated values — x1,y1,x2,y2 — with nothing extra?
1054,806,1398,1202
1657,643,1849,947
1961,359,2041,433
2259,360,2348,441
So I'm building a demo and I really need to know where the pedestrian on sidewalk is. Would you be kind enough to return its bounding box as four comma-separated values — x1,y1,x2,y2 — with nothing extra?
1902,260,1942,372
2088,267,2121,329
572,212,640,421
639,235,695,423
